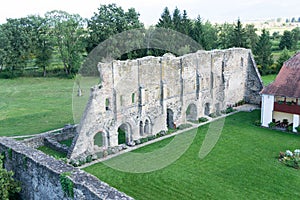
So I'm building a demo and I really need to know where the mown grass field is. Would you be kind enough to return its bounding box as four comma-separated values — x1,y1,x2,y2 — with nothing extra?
0,77,98,137
0,78,74,136
84,111,300,200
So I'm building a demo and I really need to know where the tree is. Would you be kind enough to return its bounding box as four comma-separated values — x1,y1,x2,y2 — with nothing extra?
276,47,291,72
46,10,87,75
0,25,10,71
217,23,234,49
180,10,192,35
254,29,273,75
279,30,293,50
172,7,182,31
244,24,258,50
191,16,204,48
291,27,300,49
201,21,218,50
87,4,143,53
0,18,32,75
190,16,218,50
156,7,172,29
230,19,247,48
0,155,21,199
25,15,53,77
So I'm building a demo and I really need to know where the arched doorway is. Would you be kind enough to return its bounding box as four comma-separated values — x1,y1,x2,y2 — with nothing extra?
139,121,144,136
186,103,197,121
144,119,150,134
93,131,104,147
118,123,132,145
204,103,210,116
166,108,174,129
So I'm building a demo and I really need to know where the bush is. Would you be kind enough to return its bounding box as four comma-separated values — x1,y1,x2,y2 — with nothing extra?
296,126,300,133
140,137,148,143
86,155,93,163
198,117,208,123
147,135,156,141
287,125,293,132
221,106,236,114
177,124,192,130
60,172,74,198
0,154,21,199
208,113,217,118
268,122,276,128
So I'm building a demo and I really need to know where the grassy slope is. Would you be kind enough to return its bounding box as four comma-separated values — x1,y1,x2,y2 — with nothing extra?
0,78,74,136
84,111,300,200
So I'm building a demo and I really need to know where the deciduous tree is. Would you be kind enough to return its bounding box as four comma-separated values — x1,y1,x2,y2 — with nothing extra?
46,10,87,75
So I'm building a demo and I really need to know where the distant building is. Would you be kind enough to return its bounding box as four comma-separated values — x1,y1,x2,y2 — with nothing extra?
260,52,300,132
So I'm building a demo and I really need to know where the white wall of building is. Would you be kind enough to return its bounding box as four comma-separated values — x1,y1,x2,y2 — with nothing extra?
293,114,299,132
261,94,274,127
273,111,293,123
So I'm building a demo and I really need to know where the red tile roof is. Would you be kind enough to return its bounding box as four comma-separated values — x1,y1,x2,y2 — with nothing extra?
261,52,300,98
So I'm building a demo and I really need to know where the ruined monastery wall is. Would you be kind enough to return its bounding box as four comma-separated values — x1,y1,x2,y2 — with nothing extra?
69,48,263,160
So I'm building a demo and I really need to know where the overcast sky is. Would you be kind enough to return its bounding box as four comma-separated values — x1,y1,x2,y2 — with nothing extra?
1,0,299,25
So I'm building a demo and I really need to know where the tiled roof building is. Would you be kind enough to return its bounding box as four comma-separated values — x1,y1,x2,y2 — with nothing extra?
260,52,300,132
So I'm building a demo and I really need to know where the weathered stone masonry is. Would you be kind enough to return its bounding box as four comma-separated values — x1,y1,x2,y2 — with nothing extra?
0,137,133,200
69,48,263,160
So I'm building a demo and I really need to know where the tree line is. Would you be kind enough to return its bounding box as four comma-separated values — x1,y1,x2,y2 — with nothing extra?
0,4,299,78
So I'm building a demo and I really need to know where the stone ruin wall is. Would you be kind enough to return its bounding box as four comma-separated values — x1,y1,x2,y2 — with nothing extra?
69,48,263,160
0,137,132,200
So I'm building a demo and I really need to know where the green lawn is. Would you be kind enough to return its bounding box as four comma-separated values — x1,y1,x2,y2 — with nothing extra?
59,138,73,147
261,74,277,86
37,146,67,159
0,77,97,137
84,111,300,199
0,78,74,136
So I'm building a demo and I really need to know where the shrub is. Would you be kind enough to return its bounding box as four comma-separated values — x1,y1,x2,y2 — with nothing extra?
198,117,208,123
222,107,234,114
208,113,217,118
177,124,192,130
147,135,156,141
86,155,93,163
287,125,293,132
268,122,276,128
140,137,148,143
296,126,300,133
60,172,74,198
0,155,21,199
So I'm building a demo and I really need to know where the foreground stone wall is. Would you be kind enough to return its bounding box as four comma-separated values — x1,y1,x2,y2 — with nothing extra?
69,48,263,160
0,137,132,200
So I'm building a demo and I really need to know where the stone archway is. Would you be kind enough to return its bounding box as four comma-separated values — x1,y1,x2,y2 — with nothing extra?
166,108,174,129
186,103,197,121
139,121,144,136
93,131,104,147
204,103,210,116
118,123,132,145
144,119,150,134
